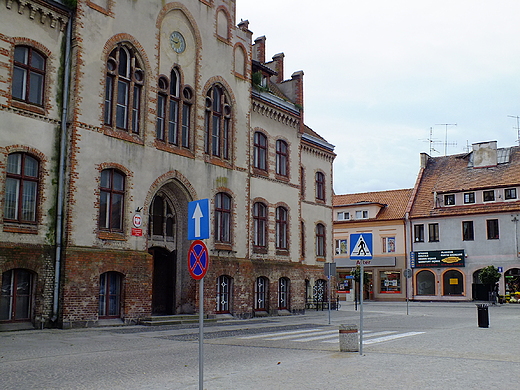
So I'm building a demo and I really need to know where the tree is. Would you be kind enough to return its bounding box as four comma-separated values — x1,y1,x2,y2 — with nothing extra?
479,266,501,293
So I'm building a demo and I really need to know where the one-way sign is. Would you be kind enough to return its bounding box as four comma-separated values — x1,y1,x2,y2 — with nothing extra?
350,233,373,259
188,199,210,240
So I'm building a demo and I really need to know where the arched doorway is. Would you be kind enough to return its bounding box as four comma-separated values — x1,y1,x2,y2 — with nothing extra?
148,180,194,315
505,268,520,300
443,269,464,296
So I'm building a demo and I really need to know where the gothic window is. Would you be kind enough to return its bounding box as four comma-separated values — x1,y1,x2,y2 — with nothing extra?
104,45,144,133
12,46,46,106
156,69,192,148
205,85,231,160
4,153,39,223
149,195,175,241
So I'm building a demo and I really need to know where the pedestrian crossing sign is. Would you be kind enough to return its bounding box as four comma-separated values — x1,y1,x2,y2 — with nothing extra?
350,233,373,259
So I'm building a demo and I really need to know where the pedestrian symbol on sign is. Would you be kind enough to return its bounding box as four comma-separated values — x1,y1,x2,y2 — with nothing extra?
350,233,373,259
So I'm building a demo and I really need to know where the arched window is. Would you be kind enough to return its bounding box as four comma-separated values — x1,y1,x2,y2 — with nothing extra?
0,269,33,321
315,171,325,201
205,85,231,159
99,272,122,318
316,223,325,257
253,202,267,248
443,269,464,295
216,275,231,313
12,46,46,106
99,169,125,232
255,276,269,311
4,152,39,223
149,194,175,241
416,270,435,295
104,45,144,133
156,68,192,148
253,132,267,171
276,206,288,250
214,192,231,243
276,140,288,176
278,277,290,310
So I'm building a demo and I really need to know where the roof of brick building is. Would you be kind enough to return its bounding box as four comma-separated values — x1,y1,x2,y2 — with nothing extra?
333,188,413,221
409,146,520,218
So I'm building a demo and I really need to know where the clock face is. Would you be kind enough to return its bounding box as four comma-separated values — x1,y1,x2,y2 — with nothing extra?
170,31,186,54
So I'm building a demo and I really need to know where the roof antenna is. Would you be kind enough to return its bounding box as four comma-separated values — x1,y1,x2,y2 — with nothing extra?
422,127,442,155
507,115,520,145
435,123,457,155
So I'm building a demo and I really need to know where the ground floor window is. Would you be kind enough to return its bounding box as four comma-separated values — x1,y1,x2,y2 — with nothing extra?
380,271,401,293
216,275,231,313
1,269,33,322
505,268,520,302
443,269,464,295
313,279,327,303
278,277,290,310
99,272,122,318
416,270,435,295
255,276,269,311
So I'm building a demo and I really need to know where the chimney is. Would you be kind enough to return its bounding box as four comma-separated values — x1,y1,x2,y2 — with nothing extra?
472,141,498,168
272,53,284,83
420,153,429,169
291,70,304,107
253,36,266,63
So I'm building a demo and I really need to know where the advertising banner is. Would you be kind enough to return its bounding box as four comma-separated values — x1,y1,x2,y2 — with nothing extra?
412,250,465,268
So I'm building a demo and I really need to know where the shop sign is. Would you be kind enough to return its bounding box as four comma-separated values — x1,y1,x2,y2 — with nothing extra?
335,257,396,267
413,250,465,268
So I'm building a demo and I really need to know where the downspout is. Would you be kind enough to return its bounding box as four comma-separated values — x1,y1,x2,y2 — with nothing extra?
52,12,73,323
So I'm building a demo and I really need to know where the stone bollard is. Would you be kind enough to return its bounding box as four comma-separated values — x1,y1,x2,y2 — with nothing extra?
339,324,359,352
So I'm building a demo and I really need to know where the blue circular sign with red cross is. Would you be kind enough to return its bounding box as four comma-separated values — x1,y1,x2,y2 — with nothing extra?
188,240,209,280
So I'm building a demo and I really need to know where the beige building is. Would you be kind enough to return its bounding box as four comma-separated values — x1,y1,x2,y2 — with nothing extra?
0,0,334,329
333,189,412,302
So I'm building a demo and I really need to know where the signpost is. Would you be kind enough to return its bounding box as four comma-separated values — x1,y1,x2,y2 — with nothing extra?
350,233,373,355
187,199,210,390
324,263,336,325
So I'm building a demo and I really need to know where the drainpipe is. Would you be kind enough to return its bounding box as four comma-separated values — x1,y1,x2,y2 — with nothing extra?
52,12,73,323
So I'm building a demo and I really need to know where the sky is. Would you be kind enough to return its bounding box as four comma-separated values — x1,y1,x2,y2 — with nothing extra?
235,0,520,195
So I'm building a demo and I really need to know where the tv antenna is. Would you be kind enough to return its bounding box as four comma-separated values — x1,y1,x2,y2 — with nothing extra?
435,123,457,155
422,127,442,155
508,115,520,145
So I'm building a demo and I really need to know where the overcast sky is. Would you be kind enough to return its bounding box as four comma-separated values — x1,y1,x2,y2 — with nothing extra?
236,0,520,195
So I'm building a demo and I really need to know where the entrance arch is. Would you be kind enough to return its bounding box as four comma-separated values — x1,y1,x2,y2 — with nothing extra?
147,177,195,315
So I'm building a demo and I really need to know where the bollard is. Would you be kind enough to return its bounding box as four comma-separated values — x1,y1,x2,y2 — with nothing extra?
339,324,359,352
476,304,489,328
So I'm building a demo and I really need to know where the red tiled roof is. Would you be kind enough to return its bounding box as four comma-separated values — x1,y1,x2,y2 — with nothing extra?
409,146,520,218
333,188,413,221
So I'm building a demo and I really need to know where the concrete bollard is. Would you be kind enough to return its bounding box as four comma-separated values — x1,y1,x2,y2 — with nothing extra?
339,324,359,352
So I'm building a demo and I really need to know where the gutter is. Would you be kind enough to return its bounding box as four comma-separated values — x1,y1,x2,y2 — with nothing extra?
52,10,73,323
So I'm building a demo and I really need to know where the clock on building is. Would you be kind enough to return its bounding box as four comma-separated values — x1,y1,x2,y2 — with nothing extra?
170,31,186,53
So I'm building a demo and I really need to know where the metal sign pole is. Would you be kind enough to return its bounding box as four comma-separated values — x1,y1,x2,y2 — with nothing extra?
199,277,204,390
359,262,364,356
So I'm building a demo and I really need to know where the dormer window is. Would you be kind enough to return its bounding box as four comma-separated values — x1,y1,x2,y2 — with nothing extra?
463,192,475,204
505,188,517,200
444,194,455,206
337,212,350,221
483,190,495,202
355,210,368,219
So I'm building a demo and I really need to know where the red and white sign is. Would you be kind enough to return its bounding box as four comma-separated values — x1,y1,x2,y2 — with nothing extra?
131,228,143,236
133,213,142,228
187,240,209,280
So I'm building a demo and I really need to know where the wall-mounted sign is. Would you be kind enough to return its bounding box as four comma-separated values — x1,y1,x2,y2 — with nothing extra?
413,250,465,268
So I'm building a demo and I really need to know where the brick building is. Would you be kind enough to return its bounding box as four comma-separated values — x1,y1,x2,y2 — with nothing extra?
0,0,335,329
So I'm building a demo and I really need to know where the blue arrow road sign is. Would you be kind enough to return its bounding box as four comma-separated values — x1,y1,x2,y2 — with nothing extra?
350,233,373,259
188,199,210,240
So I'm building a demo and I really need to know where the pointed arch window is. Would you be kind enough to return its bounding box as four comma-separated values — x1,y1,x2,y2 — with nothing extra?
205,85,231,160
104,45,144,133
148,194,176,241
